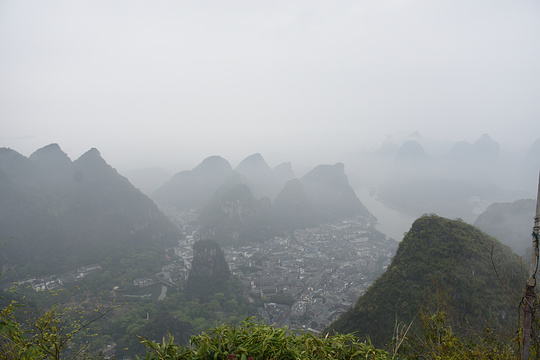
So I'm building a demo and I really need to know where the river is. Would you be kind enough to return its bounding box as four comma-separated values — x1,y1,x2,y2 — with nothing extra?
356,187,415,242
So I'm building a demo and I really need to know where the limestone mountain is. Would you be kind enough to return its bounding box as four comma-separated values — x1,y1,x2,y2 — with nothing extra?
525,138,540,165
28,143,72,181
235,153,279,199
273,162,295,189
185,239,234,298
474,198,536,256
327,215,524,346
0,147,40,186
198,161,373,243
154,155,371,244
373,133,529,223
471,133,501,161
0,144,181,276
373,136,400,158
445,141,473,162
442,134,500,165
300,163,371,220
197,183,275,244
273,178,321,231
394,140,430,162
153,155,232,211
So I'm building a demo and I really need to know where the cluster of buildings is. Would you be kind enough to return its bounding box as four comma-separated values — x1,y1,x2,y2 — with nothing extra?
223,217,397,333
15,264,102,291
132,264,178,289
168,215,397,334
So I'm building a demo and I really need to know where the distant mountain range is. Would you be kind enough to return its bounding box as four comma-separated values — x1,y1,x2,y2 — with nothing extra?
327,215,524,346
0,145,374,274
124,133,539,238
371,134,536,222
0,144,181,276
153,153,373,244
153,153,296,211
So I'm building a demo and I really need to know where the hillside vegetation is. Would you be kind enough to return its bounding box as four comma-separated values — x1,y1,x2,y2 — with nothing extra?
327,215,525,346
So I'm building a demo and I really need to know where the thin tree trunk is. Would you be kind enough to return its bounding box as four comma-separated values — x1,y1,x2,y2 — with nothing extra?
522,172,540,360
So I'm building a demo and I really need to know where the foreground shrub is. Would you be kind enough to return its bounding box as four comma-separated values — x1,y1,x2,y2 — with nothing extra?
138,319,391,360
398,300,517,360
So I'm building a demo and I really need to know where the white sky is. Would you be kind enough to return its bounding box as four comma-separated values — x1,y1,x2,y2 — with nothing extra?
1,0,539,171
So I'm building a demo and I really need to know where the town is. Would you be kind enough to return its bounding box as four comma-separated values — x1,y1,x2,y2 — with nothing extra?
172,214,398,334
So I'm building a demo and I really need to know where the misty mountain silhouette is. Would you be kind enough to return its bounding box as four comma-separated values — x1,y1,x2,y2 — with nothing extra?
0,144,181,275
273,162,295,184
153,155,232,211
235,153,296,200
152,153,371,244
441,134,501,165
300,163,371,220
474,198,536,256
378,176,528,222
273,178,321,231
445,140,473,161
235,153,275,199
373,136,400,158
29,143,72,169
153,154,371,243
374,134,531,222
197,183,275,244
394,140,430,162
471,133,501,161
525,138,540,164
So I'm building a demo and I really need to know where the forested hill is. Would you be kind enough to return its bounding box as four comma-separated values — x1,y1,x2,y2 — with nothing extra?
0,144,181,276
326,215,525,346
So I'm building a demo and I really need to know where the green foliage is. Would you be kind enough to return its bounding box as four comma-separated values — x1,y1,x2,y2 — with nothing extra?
0,300,40,359
327,215,525,346
139,319,391,360
107,286,256,358
0,294,117,359
0,286,534,360
399,287,517,359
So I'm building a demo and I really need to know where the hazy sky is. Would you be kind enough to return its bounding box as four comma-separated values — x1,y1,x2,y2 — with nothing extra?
1,0,539,171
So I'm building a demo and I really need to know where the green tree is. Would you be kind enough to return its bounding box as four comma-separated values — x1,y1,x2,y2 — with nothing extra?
0,296,118,359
